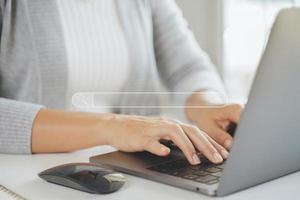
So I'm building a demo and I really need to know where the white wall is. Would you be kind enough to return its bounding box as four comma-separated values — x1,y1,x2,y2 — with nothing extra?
175,0,223,71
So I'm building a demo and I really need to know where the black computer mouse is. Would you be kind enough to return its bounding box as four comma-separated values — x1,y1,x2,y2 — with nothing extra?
38,163,126,194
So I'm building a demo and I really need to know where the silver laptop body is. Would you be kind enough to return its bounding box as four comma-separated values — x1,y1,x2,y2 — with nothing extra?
90,8,300,196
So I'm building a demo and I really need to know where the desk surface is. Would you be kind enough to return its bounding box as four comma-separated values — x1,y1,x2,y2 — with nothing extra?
1,146,300,200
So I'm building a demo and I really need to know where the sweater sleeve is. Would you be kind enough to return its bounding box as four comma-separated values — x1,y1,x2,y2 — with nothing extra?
150,0,226,109
0,2,43,154
0,98,43,154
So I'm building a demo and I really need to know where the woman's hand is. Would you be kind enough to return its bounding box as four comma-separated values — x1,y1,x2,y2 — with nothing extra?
185,92,243,150
32,108,229,166
103,115,229,165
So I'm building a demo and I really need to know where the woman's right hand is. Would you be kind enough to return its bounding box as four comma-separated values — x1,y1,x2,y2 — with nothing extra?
103,114,229,165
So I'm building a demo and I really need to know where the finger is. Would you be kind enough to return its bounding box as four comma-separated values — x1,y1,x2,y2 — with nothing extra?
210,126,234,150
222,104,243,123
160,123,200,165
210,127,233,150
182,125,223,164
143,138,171,157
202,132,229,159
217,120,231,130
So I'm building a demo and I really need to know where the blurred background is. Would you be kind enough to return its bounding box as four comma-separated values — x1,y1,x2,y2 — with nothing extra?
176,0,300,104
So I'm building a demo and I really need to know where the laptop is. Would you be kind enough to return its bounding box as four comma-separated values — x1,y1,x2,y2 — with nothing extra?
90,8,300,196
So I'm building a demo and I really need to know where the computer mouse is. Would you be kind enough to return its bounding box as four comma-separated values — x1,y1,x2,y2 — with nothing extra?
38,163,126,194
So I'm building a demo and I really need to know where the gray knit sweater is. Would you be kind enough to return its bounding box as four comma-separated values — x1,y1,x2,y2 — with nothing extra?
0,0,224,154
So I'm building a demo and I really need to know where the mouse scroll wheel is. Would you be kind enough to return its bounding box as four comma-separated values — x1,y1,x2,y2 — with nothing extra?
103,173,126,183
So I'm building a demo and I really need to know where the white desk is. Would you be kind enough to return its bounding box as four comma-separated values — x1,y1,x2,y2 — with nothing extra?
1,146,300,200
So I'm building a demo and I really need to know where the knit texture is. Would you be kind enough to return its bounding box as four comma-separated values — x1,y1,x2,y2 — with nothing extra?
56,0,130,111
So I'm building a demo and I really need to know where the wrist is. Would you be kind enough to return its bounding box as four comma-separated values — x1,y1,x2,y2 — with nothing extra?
94,113,117,146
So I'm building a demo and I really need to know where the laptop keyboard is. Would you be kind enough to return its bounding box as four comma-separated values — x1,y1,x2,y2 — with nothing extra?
148,154,223,185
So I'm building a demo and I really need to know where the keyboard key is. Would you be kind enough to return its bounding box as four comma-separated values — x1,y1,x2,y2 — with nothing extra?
211,172,222,177
168,170,183,176
195,175,218,183
180,169,198,176
206,179,220,185
205,167,222,173
189,165,203,170
192,170,208,176
182,174,199,180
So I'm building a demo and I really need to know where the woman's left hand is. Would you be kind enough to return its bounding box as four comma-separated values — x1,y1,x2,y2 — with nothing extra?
185,93,243,150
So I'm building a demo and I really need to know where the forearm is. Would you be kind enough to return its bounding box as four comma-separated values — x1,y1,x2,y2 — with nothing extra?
32,108,114,153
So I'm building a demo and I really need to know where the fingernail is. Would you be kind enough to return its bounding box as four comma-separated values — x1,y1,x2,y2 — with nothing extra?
221,150,229,159
224,139,233,149
192,153,201,165
213,153,223,163
161,147,170,155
